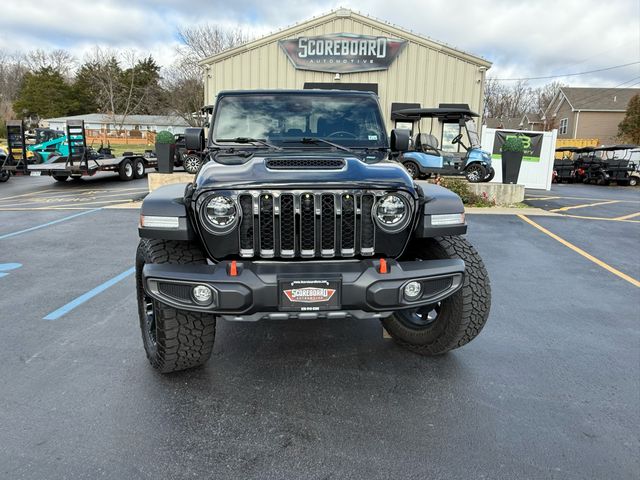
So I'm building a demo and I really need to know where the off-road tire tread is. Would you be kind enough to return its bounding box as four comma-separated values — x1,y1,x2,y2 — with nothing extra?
382,236,491,355
136,238,215,373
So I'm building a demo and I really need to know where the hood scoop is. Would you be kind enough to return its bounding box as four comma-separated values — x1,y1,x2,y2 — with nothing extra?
265,157,345,170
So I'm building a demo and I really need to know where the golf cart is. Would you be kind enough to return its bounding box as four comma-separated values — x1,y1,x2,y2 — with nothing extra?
571,146,600,183
393,105,494,182
172,105,214,175
553,146,579,183
592,144,638,186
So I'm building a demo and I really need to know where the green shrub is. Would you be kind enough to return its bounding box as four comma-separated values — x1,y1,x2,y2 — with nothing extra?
0,119,6,139
434,177,495,207
501,136,524,153
155,130,175,144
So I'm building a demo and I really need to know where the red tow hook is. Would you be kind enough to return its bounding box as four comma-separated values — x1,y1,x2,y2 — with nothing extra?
228,260,238,277
378,258,389,274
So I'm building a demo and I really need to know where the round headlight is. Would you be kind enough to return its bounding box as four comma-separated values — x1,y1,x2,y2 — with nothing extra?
374,194,410,232
203,195,238,233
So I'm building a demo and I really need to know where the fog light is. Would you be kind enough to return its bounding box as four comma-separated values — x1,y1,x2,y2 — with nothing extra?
192,285,213,305
404,281,422,301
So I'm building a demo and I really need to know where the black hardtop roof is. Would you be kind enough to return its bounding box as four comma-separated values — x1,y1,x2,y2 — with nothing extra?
217,89,378,97
394,107,479,120
594,144,638,151
555,146,581,152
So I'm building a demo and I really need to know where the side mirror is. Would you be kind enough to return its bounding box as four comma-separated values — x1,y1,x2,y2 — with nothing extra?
390,128,410,152
184,127,205,151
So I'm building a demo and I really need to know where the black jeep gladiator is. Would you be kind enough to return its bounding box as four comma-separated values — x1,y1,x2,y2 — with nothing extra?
136,90,491,373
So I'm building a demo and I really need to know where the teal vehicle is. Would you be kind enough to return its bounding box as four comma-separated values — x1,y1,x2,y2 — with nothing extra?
393,105,495,183
28,129,72,163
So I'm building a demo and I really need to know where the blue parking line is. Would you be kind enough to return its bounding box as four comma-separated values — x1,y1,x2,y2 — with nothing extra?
0,208,101,240
43,267,135,321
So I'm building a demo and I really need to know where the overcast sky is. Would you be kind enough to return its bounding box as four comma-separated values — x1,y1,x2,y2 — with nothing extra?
1,0,639,87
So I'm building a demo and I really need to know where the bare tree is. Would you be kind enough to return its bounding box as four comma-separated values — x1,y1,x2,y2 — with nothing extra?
176,24,249,76
0,51,29,122
81,47,160,132
163,24,251,125
24,49,76,77
531,81,564,114
484,79,535,120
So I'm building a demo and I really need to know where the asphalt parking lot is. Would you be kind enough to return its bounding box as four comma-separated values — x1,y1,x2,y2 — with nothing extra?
0,176,638,479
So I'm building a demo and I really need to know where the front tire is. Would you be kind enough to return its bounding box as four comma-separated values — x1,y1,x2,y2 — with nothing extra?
0,170,9,182
135,238,216,373
382,236,491,355
484,167,495,182
183,154,203,175
52,174,68,182
628,176,638,187
465,164,487,183
402,161,420,179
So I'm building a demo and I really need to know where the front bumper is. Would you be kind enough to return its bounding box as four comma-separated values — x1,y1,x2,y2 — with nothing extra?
142,258,464,321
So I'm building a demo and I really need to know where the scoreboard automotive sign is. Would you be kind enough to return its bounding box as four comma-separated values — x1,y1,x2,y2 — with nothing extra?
279,33,407,73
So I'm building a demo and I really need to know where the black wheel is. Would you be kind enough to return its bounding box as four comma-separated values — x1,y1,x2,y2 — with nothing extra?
402,161,420,179
382,236,491,355
628,176,638,187
183,154,203,175
465,164,487,183
135,238,216,373
0,170,9,182
119,159,134,181
52,174,68,182
484,167,495,182
133,158,146,179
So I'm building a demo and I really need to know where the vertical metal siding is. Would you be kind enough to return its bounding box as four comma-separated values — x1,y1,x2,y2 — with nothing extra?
206,15,486,139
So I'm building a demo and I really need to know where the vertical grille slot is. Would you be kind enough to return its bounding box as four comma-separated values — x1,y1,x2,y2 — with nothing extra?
300,193,315,256
341,194,355,255
360,194,375,254
259,194,274,256
279,194,295,256
321,194,336,256
239,195,254,256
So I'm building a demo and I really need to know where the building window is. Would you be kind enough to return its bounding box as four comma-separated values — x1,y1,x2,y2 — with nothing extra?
559,118,568,135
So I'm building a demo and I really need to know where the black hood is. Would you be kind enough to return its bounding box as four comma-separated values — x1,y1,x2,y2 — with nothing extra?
195,154,416,195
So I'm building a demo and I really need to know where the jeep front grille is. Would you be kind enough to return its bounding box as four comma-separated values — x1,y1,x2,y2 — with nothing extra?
237,191,379,259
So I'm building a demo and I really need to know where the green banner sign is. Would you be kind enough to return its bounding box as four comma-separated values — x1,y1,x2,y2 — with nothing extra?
491,131,543,162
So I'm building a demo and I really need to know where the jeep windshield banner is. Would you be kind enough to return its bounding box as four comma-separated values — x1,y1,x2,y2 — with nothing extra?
279,33,407,73
491,131,544,162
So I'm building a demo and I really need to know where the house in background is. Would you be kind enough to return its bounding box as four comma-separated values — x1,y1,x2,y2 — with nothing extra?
542,87,639,144
484,117,522,130
41,114,190,137
520,112,544,131
483,113,544,132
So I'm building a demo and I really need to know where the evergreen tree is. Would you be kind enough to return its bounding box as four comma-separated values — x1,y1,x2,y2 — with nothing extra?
13,67,80,119
618,94,640,144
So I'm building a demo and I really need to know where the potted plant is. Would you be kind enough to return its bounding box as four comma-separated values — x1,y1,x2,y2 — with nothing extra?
501,136,524,184
155,130,175,174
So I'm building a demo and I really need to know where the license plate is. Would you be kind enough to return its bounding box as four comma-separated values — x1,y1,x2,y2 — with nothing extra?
279,278,341,311
30,171,41,176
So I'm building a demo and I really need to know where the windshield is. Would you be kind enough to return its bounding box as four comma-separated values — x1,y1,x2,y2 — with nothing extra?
212,93,387,148
465,119,481,149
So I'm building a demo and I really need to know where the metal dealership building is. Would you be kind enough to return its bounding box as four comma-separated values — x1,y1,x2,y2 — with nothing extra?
200,9,491,145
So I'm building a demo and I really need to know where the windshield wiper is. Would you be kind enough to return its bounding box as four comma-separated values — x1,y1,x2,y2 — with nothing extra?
217,137,282,150
284,137,354,153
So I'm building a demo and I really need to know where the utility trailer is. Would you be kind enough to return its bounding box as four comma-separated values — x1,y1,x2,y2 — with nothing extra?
0,120,157,182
